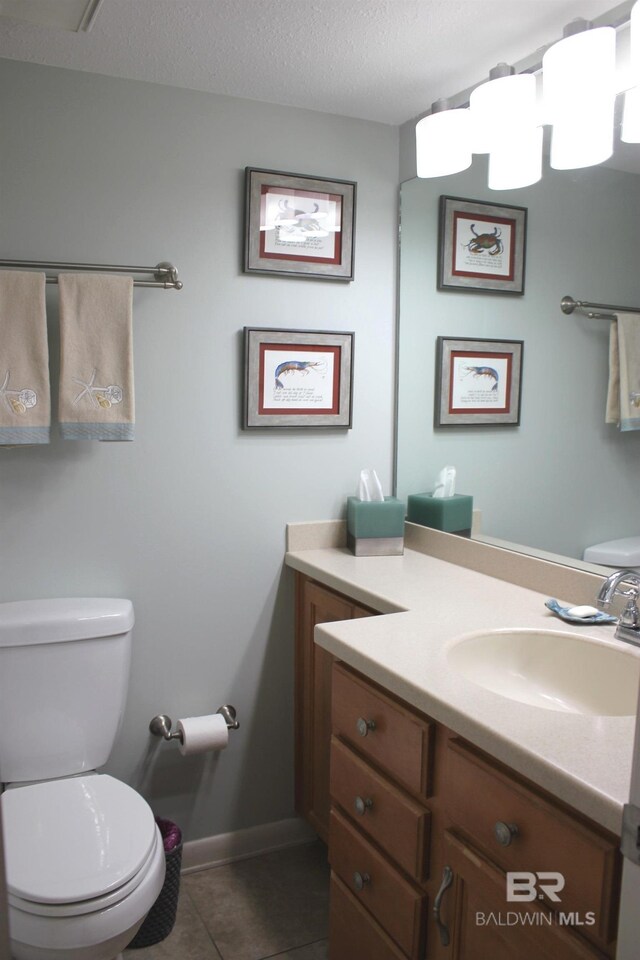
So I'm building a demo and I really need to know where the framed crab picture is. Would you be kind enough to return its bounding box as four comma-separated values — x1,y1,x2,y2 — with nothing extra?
438,196,527,294
244,168,356,280
435,336,523,426
243,327,354,428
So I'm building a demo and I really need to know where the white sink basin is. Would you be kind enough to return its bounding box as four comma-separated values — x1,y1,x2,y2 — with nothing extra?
446,629,640,716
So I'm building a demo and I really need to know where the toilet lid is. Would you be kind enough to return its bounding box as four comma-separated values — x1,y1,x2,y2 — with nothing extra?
2,774,157,904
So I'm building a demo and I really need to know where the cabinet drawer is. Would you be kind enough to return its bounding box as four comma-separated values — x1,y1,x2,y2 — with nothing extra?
329,873,406,960
330,736,431,882
445,738,620,944
332,663,433,799
329,809,426,959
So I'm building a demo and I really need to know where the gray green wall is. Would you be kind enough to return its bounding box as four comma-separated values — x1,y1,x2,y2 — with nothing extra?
0,60,399,841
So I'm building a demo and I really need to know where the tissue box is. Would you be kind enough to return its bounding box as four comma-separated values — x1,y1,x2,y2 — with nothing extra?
347,496,405,556
407,492,473,536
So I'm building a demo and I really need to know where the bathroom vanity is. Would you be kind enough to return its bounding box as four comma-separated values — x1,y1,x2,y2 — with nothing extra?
287,521,637,960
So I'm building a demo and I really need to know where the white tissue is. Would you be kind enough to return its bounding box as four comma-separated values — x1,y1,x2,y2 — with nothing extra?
432,465,456,498
357,468,384,502
177,714,229,756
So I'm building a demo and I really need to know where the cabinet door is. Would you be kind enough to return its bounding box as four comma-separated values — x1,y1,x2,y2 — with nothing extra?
295,575,373,841
440,830,608,960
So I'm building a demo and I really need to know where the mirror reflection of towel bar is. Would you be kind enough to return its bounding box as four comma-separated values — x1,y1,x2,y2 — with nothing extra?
561,295,640,319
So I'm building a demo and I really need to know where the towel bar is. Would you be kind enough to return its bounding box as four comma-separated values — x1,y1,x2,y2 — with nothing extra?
0,258,182,290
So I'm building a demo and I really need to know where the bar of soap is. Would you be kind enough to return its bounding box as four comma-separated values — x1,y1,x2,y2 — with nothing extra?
566,605,600,619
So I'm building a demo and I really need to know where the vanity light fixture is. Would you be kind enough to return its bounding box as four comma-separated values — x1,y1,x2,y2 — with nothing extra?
622,0,640,142
415,99,472,178
416,7,633,188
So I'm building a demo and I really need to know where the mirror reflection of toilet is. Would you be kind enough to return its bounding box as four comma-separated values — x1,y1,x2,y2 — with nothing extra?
0,598,165,960
583,536,640,574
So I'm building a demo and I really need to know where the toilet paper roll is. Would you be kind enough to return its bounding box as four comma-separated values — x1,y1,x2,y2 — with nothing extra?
176,714,229,756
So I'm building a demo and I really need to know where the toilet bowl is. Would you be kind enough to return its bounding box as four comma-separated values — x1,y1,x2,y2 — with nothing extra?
0,599,166,960
3,774,166,960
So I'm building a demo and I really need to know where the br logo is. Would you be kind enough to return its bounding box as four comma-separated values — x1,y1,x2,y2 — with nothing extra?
506,872,565,902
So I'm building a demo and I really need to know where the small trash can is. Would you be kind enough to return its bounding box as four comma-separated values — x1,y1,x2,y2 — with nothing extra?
128,817,183,949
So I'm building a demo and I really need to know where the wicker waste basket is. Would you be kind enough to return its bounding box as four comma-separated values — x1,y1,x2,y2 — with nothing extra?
128,818,183,949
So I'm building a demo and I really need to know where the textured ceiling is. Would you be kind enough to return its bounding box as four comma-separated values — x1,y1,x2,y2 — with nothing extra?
0,0,626,125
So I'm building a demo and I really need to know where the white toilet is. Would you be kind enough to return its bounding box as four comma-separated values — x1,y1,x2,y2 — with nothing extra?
583,536,640,573
0,598,166,960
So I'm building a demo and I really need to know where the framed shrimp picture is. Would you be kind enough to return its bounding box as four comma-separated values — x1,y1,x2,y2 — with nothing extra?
243,327,354,428
435,337,523,426
438,196,527,294
244,168,356,280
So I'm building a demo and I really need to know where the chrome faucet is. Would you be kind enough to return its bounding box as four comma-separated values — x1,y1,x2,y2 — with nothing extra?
597,569,640,647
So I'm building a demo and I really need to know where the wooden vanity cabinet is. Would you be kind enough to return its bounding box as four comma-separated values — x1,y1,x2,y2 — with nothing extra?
294,575,622,959
294,573,376,842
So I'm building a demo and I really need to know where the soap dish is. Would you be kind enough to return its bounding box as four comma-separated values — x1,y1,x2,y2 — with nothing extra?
545,598,617,625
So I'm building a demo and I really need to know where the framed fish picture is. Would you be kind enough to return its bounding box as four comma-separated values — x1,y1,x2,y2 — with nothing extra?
243,327,354,428
438,196,527,294
244,168,356,280
435,337,523,426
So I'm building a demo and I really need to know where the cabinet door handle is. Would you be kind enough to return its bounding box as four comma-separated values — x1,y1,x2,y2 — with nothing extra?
354,795,374,816
356,717,376,737
433,865,453,947
494,820,519,847
353,871,371,892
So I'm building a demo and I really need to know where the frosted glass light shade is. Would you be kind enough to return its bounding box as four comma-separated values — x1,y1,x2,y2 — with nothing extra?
415,108,472,178
550,100,615,168
623,85,640,142
544,26,616,169
629,1,640,87
488,126,543,189
470,73,537,154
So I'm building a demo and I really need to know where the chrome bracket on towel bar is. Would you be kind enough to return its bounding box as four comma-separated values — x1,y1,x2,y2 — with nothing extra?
149,705,240,742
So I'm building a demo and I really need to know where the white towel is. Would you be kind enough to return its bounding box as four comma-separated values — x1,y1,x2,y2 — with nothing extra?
606,312,640,431
58,273,134,440
0,270,50,444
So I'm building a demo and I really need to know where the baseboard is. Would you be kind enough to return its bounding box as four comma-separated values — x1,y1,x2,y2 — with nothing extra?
181,817,318,874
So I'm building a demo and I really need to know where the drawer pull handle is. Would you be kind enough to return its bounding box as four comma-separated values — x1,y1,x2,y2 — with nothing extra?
433,865,453,947
494,820,519,846
353,871,371,892
356,717,376,737
354,795,374,816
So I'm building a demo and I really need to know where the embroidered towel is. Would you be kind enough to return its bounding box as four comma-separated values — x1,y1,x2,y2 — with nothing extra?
0,270,50,444
58,273,134,440
606,312,640,431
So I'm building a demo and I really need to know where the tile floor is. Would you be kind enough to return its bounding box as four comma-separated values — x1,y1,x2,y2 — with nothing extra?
124,840,329,960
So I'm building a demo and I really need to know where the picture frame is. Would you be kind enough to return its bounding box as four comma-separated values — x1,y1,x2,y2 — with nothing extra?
435,336,523,426
438,195,527,295
244,167,356,281
243,327,354,428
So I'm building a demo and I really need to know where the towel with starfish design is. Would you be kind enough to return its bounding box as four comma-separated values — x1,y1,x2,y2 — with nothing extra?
58,273,134,440
0,270,50,444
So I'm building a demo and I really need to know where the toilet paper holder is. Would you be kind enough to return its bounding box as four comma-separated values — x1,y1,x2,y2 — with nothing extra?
149,705,240,743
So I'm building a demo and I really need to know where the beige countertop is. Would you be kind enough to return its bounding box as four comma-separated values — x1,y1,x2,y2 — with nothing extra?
285,520,639,835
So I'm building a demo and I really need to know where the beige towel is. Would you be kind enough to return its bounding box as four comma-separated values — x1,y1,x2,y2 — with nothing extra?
606,312,640,431
58,273,134,440
0,270,50,444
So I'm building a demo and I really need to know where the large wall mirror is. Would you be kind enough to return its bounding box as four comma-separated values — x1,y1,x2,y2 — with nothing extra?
396,148,640,563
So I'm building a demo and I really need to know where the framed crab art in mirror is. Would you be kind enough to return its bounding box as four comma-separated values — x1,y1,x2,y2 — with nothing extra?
244,168,356,280
438,196,527,295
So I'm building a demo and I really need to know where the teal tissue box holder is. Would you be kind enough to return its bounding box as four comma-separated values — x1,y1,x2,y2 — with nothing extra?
347,496,405,556
407,492,473,536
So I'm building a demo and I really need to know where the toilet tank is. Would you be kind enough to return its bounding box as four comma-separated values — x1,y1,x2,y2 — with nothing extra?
0,598,134,783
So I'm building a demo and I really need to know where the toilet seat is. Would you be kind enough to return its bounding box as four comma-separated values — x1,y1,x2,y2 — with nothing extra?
2,773,157,906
